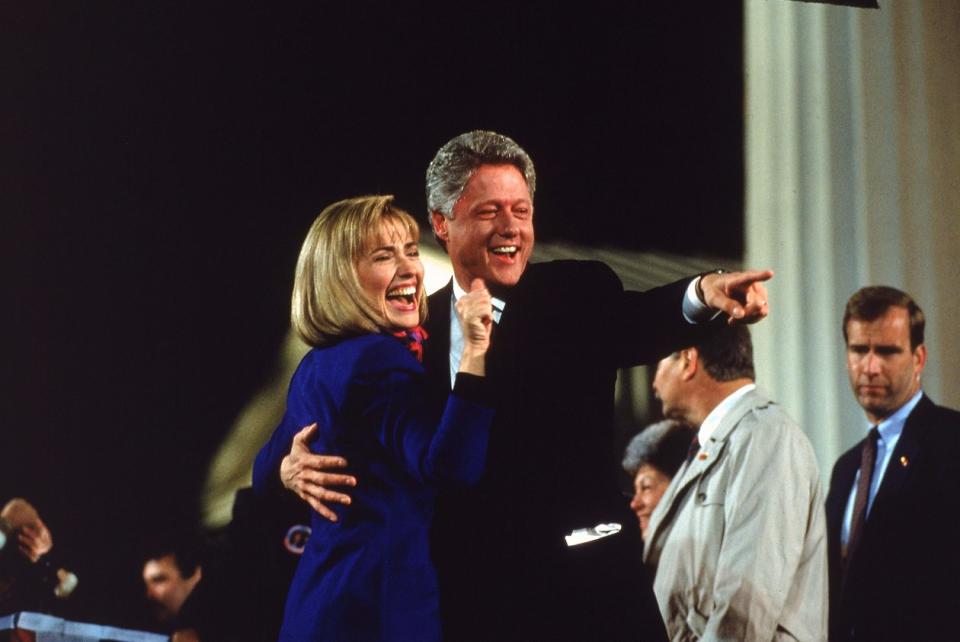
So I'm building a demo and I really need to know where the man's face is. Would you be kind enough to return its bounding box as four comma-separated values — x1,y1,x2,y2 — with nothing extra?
142,554,199,622
432,164,534,291
845,306,926,424
653,353,688,422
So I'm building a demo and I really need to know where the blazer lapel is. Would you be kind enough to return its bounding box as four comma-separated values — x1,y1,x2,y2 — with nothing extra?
644,446,725,563
826,450,859,529
644,471,687,563
424,281,453,394
868,395,932,519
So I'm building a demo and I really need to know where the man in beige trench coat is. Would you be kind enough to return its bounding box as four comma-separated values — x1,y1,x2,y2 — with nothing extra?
643,325,827,642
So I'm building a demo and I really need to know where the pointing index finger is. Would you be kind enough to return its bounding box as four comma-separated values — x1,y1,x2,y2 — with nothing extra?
724,269,774,290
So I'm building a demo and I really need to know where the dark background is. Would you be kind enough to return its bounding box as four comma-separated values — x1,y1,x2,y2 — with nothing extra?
3,2,743,627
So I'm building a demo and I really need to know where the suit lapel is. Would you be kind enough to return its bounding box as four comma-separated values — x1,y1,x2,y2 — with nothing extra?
645,439,723,562
867,395,932,521
424,282,453,393
485,295,515,390
482,265,534,397
826,449,859,529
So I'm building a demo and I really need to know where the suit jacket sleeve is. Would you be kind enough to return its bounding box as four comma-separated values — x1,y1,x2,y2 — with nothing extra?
582,262,717,368
703,414,826,641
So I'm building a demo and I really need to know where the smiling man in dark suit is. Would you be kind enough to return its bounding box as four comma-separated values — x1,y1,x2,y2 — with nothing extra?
280,130,773,640
826,286,960,642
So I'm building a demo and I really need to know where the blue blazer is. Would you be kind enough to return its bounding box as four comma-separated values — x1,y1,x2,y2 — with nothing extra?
253,333,492,642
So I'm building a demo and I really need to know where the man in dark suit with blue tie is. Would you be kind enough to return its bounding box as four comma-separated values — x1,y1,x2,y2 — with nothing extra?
279,130,774,640
826,286,960,642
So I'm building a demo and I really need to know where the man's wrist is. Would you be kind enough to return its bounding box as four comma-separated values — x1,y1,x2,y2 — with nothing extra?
458,348,486,376
683,270,726,324
696,269,727,305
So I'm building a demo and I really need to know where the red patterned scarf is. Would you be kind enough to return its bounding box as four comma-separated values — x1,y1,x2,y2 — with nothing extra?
391,326,429,363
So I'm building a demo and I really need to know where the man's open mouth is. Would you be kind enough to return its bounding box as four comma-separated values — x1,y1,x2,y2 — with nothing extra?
490,245,518,258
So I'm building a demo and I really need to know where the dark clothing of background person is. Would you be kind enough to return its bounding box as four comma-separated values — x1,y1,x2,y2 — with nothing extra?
424,260,713,641
825,395,960,642
0,543,57,615
0,498,60,617
171,488,309,642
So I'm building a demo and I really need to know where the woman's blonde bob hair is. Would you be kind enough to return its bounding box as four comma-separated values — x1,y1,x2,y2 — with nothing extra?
291,195,426,347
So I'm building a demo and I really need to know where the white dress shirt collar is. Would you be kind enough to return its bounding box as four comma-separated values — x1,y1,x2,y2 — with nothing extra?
698,382,757,445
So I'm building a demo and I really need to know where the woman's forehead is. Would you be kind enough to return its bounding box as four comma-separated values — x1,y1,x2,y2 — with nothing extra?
368,217,416,247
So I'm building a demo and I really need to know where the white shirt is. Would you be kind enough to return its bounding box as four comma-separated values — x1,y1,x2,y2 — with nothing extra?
447,275,712,388
697,383,758,447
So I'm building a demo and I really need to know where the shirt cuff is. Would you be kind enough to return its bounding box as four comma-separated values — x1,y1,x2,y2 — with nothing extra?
682,277,722,324
452,372,492,405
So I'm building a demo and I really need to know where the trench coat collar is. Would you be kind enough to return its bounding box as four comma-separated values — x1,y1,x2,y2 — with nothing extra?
644,386,774,561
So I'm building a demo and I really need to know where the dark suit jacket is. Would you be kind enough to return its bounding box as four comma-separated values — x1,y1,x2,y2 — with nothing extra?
424,260,714,641
825,395,960,642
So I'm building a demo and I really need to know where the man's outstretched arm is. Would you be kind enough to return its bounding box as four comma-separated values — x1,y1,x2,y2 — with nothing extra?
610,266,774,368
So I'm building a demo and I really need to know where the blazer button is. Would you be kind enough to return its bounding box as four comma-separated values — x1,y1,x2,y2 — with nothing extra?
696,492,707,502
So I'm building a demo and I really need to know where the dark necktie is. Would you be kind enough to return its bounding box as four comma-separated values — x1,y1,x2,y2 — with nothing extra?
844,426,880,572
392,326,429,363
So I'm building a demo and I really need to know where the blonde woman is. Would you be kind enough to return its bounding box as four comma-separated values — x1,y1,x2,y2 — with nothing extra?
253,195,493,641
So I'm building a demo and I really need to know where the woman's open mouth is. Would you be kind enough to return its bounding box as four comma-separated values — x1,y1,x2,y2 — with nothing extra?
386,286,418,310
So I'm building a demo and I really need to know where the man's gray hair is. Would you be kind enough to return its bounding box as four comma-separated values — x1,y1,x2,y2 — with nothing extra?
425,130,537,218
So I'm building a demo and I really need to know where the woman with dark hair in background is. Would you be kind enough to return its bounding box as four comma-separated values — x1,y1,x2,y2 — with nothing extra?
622,419,697,539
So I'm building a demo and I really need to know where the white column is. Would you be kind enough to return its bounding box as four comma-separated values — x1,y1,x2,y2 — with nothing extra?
745,0,960,477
